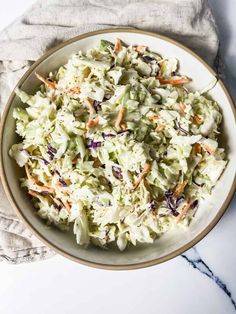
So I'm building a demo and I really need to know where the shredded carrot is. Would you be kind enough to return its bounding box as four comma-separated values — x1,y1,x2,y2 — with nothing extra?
193,143,202,154
49,194,70,211
156,76,190,85
174,179,188,197
35,72,57,89
179,102,187,112
176,200,192,224
55,185,71,195
114,38,122,52
115,107,125,128
86,116,99,129
51,93,56,102
25,165,54,194
133,163,151,190
135,45,147,54
28,190,41,198
72,157,78,165
192,115,203,125
84,98,96,115
148,115,160,121
120,122,126,130
34,185,54,194
64,86,80,94
62,200,71,213
155,124,165,132
201,144,215,154
25,165,36,184
52,197,63,208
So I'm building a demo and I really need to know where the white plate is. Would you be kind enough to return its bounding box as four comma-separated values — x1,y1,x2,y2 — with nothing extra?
1,29,235,269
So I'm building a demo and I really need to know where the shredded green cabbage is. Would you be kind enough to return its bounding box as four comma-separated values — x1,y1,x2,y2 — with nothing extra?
10,39,227,251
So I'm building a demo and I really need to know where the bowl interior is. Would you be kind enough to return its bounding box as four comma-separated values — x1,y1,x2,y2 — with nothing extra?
1,30,236,268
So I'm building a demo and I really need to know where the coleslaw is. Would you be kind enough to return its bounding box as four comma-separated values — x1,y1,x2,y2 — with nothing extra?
10,38,227,250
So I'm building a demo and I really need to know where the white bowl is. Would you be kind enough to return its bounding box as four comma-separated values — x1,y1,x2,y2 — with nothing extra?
0,29,236,269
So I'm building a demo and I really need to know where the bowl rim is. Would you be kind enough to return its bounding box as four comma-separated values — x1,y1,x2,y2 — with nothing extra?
0,28,236,270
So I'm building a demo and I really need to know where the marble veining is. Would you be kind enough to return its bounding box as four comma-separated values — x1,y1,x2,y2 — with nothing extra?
182,247,236,311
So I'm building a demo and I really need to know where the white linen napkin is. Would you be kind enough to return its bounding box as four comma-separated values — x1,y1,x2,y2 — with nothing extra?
0,0,220,263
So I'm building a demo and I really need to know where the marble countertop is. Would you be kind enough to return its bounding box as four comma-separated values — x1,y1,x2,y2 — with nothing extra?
0,1,235,313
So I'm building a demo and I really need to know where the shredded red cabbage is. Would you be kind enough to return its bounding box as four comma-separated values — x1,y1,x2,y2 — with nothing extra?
150,200,156,211
117,129,131,135
102,132,116,139
164,190,182,216
171,208,179,217
191,200,199,209
47,144,57,160
21,150,49,165
175,121,190,135
32,155,49,165
47,151,54,160
55,170,60,176
40,191,50,195
93,100,101,112
47,144,57,154
105,229,110,236
43,159,50,165
87,140,102,149
164,190,173,197
142,55,155,63
59,178,67,186
176,195,185,207
164,190,175,210
112,166,122,179
52,200,62,211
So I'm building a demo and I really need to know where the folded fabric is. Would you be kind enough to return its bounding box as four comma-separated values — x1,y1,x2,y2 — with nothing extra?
0,0,220,263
